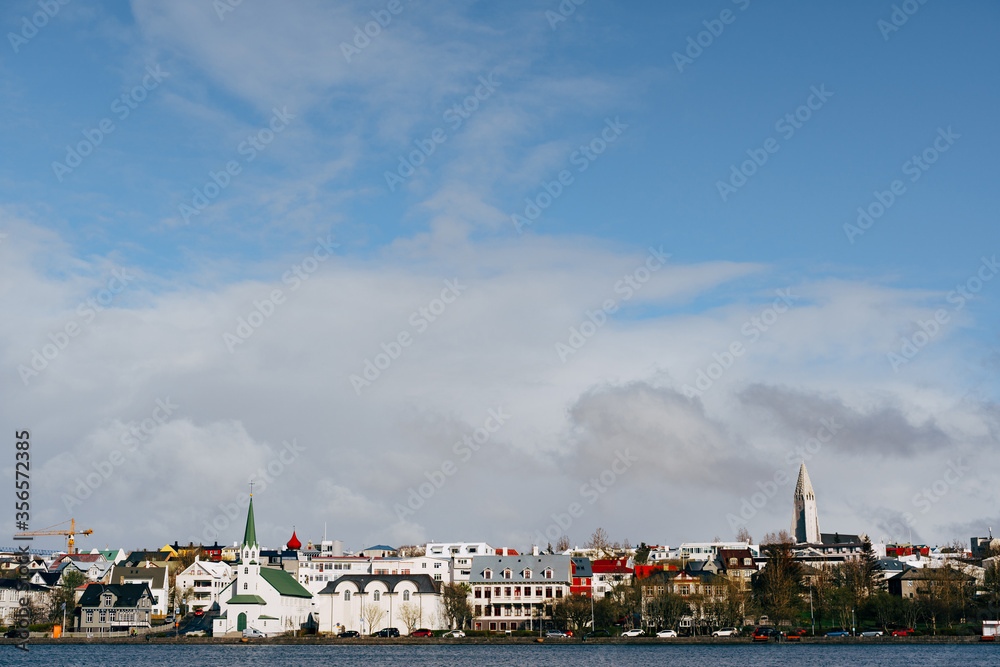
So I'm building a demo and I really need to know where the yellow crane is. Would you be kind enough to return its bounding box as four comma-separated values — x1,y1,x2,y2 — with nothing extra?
14,519,93,554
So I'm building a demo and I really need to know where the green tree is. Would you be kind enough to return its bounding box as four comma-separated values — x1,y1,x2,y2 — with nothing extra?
859,537,884,598
48,570,86,627
634,542,651,566
441,583,474,629
752,541,804,627
553,594,592,632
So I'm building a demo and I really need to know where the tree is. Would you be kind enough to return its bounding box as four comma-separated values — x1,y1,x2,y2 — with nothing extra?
587,528,612,559
646,589,687,631
441,583,473,629
867,591,899,632
760,530,792,546
556,536,571,553
858,537,884,599
752,541,804,627
634,542,651,566
362,602,385,634
553,594,592,632
49,570,86,627
397,545,426,558
736,527,753,545
397,602,422,634
982,561,1000,607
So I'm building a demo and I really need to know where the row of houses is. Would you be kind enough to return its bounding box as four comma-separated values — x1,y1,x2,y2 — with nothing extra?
3,494,996,635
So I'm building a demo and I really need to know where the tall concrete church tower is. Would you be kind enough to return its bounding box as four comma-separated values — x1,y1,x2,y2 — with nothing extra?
791,462,821,544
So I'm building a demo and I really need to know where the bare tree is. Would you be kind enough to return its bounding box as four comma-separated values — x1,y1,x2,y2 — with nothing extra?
556,535,571,552
362,603,385,634
587,528,612,558
397,545,426,558
735,527,752,545
397,602,422,634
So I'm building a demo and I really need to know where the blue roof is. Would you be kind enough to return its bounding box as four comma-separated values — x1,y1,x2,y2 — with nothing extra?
364,545,396,551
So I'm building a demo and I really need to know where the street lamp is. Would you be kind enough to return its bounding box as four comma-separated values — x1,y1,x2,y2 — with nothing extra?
851,608,855,637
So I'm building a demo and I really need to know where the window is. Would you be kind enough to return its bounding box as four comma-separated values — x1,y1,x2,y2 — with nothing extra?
373,591,380,601
434,574,442,582
244,567,248,575
475,605,482,615
86,611,93,623
103,593,112,606
434,562,441,569
484,569,492,580
545,587,552,598
344,591,351,601
503,569,512,579
505,587,511,597
544,569,553,579
422,563,427,568
403,590,410,601
535,587,542,597
555,589,562,598
475,588,482,598
469,547,477,554
524,569,532,579
244,583,248,590
514,586,521,597
494,587,501,597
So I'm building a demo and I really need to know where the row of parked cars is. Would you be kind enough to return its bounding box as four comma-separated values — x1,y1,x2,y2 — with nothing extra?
751,626,918,641
335,628,467,638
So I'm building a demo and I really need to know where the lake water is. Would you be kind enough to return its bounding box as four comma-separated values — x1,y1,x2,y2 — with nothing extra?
7,643,1000,666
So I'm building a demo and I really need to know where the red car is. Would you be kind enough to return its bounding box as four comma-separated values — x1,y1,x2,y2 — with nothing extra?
785,629,806,641
194,609,204,616
410,629,433,637
892,628,915,637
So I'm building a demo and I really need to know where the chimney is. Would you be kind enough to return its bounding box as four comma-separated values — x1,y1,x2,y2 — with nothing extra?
532,545,539,556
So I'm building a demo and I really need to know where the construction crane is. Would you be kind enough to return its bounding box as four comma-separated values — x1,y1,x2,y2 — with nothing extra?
14,519,93,554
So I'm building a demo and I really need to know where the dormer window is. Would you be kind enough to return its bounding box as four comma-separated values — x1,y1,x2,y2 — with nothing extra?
484,569,493,580
503,569,512,580
544,569,553,580
523,569,532,579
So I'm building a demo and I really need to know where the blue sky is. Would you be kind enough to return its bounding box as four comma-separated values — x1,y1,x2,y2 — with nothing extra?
2,1,998,552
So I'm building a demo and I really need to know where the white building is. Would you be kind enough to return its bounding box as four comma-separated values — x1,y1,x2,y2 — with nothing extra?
373,556,452,585
212,495,315,636
679,541,759,561
297,556,373,595
175,558,233,611
425,542,495,582
316,574,445,635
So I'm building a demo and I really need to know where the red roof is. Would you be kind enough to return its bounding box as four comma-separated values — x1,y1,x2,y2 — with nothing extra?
592,558,633,574
287,530,301,550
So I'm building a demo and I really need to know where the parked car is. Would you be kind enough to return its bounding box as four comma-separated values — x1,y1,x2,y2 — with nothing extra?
545,630,570,637
242,628,266,638
622,628,645,637
442,630,465,638
656,629,678,638
861,630,884,637
4,629,24,638
377,627,400,637
712,627,738,637
584,629,612,638
164,615,175,624
892,628,916,637
339,630,360,638
410,628,433,637
825,630,851,638
753,627,779,642
194,609,204,616
785,629,806,641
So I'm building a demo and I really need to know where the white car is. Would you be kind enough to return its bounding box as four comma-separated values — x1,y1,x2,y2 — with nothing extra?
622,628,644,637
656,629,678,638
242,627,266,638
712,627,738,637
442,630,465,638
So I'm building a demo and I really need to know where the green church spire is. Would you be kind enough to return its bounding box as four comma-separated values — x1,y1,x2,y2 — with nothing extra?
243,487,258,549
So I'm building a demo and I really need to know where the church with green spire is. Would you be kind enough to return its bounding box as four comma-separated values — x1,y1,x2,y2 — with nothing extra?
212,494,314,636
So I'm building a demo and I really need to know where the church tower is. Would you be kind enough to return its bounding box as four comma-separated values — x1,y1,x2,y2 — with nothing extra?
238,492,261,595
791,462,821,544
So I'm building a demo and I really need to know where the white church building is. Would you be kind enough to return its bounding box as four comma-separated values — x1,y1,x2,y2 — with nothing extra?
212,495,315,636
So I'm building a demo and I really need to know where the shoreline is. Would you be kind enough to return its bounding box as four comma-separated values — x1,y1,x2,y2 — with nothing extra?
9,635,993,646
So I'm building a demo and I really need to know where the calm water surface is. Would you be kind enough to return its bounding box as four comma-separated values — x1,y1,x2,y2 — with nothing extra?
6,644,999,666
